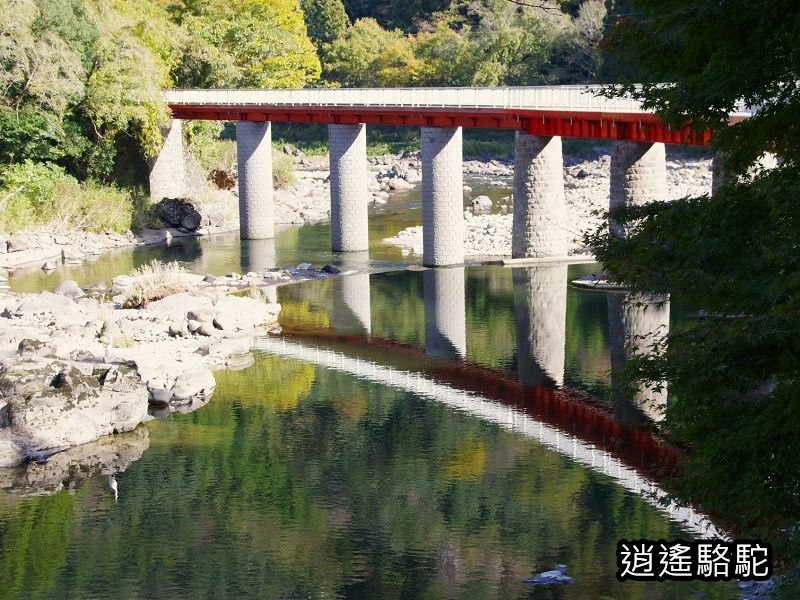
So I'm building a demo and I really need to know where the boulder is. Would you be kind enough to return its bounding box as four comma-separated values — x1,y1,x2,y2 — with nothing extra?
61,247,83,263
41,261,56,271
53,279,85,300
0,436,25,468
472,195,493,211
212,296,280,331
387,178,413,190
170,363,216,404
0,358,149,454
322,264,341,275
146,293,214,323
6,235,29,253
153,198,206,231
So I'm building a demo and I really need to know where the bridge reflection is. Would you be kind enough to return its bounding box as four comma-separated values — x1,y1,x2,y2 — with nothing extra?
257,336,720,538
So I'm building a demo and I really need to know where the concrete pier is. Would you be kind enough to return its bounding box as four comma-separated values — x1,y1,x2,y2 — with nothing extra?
512,265,568,387
237,121,274,240
332,252,372,335
421,127,464,267
610,141,666,237
148,119,186,200
329,124,369,252
424,266,467,359
608,292,670,422
512,134,567,258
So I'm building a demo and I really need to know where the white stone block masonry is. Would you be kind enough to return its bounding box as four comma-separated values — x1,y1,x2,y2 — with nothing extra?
512,133,567,258
610,141,666,237
421,126,465,266
329,124,369,251
149,119,186,200
237,121,274,239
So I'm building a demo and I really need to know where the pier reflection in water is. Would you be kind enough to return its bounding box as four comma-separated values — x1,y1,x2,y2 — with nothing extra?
608,292,670,423
512,265,568,387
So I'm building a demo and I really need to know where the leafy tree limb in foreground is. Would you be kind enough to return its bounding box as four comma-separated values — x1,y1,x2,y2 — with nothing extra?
593,0,800,578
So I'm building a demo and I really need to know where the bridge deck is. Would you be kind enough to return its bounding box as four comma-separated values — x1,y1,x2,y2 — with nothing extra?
165,86,749,146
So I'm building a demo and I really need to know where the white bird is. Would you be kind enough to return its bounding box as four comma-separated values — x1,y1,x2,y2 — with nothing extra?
108,475,118,503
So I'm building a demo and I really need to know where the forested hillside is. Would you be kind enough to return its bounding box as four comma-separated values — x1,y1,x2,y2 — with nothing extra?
0,0,609,233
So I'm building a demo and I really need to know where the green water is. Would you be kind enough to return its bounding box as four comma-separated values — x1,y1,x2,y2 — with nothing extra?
0,182,736,598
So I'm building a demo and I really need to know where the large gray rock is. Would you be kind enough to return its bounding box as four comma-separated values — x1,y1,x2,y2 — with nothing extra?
0,358,149,455
53,279,85,300
212,296,280,331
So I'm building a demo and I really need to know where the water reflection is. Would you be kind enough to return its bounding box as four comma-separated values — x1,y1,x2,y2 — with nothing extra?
240,237,278,302
333,252,372,335
424,267,466,360
608,292,670,423
512,265,568,387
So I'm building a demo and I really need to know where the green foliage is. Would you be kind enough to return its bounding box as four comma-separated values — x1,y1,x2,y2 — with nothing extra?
272,152,295,189
170,0,321,88
0,161,140,233
594,0,800,572
301,0,349,46
322,18,420,86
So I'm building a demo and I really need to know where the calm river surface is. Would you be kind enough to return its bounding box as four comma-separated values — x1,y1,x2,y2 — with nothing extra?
0,183,737,598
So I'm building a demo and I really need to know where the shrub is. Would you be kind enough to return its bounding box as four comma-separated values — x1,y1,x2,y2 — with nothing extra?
272,152,295,189
120,260,191,308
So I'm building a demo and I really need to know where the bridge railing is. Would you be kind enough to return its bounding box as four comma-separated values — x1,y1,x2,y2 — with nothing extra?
164,85,647,113
164,86,754,118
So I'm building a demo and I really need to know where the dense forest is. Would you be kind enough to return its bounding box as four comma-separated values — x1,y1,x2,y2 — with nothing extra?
0,0,609,232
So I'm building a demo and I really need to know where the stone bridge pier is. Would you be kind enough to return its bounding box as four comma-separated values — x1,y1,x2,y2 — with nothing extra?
329,124,369,252
237,121,275,240
148,119,186,201
512,265,568,387
608,292,670,423
424,266,467,359
421,127,465,267
512,134,567,258
610,141,667,237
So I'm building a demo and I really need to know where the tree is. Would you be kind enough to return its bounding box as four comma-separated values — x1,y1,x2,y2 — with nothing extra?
322,18,420,87
300,0,349,47
170,0,321,89
590,0,800,578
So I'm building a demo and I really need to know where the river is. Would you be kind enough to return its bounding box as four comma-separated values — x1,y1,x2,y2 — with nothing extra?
0,179,739,598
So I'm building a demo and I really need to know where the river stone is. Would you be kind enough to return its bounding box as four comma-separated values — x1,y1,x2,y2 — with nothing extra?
41,261,56,272
54,279,85,300
153,198,206,231
6,235,29,253
472,195,493,210
387,177,413,190
212,296,280,331
187,308,213,323
322,264,341,275
146,293,214,323
170,363,216,404
61,247,83,263
0,436,25,468
0,358,149,453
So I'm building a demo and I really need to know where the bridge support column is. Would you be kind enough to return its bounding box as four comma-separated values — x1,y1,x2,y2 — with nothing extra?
610,141,666,237
149,119,186,200
512,134,567,258
424,267,466,360
512,265,568,387
329,124,369,252
421,126,464,267
237,121,274,240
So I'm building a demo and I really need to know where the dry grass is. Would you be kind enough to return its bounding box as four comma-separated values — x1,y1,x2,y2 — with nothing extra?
121,260,191,308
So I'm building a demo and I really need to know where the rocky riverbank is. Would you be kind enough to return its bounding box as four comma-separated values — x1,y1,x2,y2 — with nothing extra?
0,261,349,469
384,155,713,257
